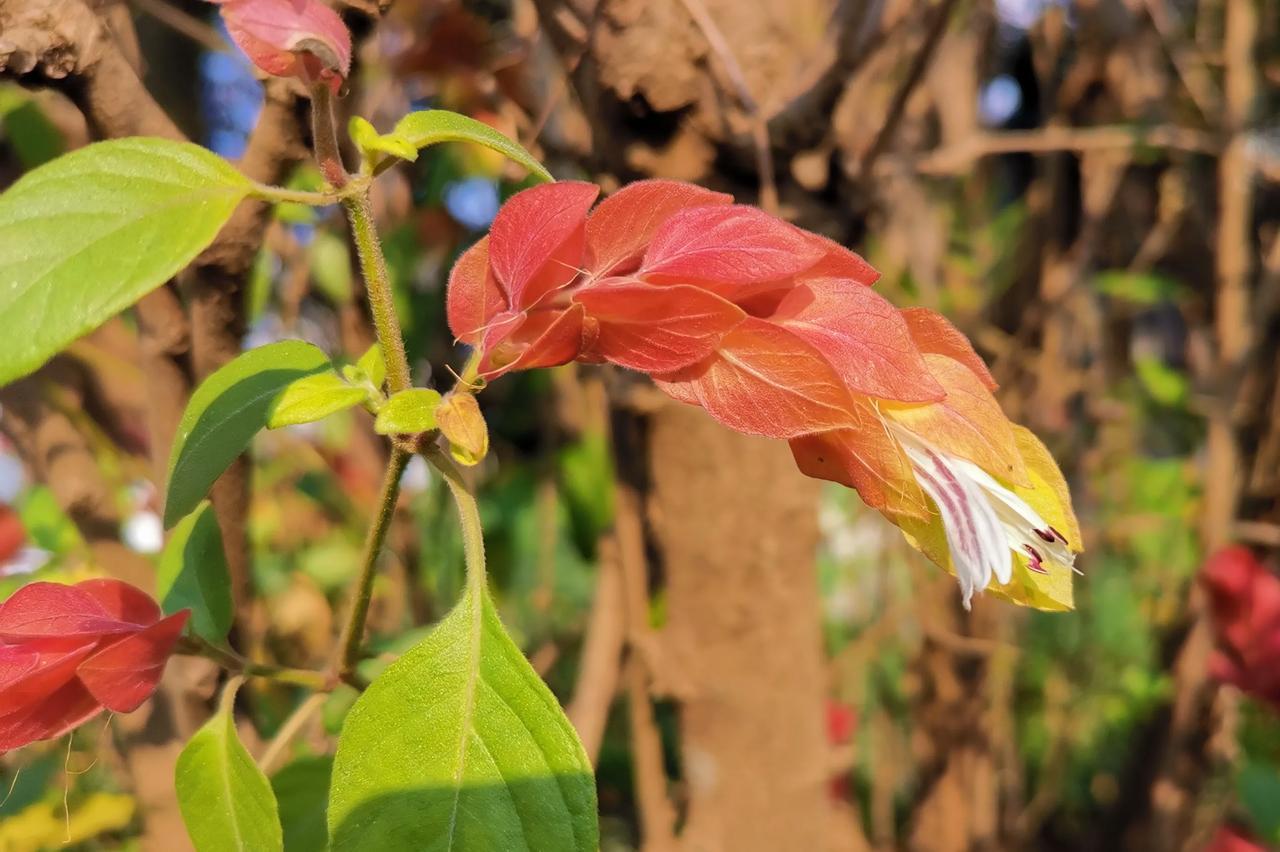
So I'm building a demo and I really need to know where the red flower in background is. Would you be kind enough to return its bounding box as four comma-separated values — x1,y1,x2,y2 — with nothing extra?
211,0,352,94
0,505,23,565
449,180,1082,611
0,580,188,752
1205,824,1267,852
1202,546,1280,710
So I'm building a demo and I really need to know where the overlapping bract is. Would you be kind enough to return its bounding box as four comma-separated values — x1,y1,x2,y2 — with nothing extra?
211,0,352,94
1202,546,1280,710
448,180,1082,610
0,580,188,751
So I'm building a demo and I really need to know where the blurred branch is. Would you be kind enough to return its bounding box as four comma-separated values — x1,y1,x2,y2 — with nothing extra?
258,692,329,775
130,0,232,55
566,537,625,764
764,0,884,152
675,0,776,212
1143,1,1258,847
913,124,1221,174
856,0,959,184
1140,0,1222,124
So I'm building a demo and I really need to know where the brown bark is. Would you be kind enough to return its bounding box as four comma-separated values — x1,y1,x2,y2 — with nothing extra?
187,80,307,621
644,403,845,852
567,536,626,762
1138,2,1258,850
907,585,1004,852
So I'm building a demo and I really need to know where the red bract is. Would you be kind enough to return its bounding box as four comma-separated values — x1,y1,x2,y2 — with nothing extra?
212,0,352,94
0,580,188,752
450,179,1082,610
1202,546,1280,710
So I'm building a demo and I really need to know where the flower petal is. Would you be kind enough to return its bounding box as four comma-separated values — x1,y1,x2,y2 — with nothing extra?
446,236,507,345
895,436,1008,608
654,317,858,439
0,582,135,644
75,611,189,713
789,401,929,518
900,307,997,390
772,279,945,403
76,578,162,626
883,354,1027,486
219,0,352,93
488,181,598,311
574,279,745,372
482,305,587,377
585,180,732,278
640,205,825,292
0,642,100,750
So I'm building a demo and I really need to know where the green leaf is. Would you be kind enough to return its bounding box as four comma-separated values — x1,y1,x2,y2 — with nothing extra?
328,586,597,851
177,678,284,852
349,116,419,166
373,388,442,435
1239,760,1280,842
165,340,330,527
156,502,233,643
356,343,386,392
309,230,353,304
272,756,334,852
1093,270,1183,305
389,111,552,182
268,372,368,428
1134,356,1189,406
0,138,252,386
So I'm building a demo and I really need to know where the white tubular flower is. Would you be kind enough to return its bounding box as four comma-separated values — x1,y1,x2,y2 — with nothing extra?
890,424,1076,609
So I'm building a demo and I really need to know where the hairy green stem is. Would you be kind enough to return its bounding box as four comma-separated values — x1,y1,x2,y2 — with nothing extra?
177,636,336,691
248,180,357,207
334,447,411,674
343,194,413,394
427,445,488,597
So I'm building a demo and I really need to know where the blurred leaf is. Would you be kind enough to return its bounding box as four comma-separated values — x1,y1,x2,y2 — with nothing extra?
268,372,367,428
310,230,353,304
15,485,81,553
559,433,615,554
0,85,64,168
157,501,233,643
374,388,442,435
246,249,275,322
177,678,284,852
272,756,334,852
328,586,597,851
1239,761,1280,843
1134,356,1189,406
165,340,330,527
1094,270,1183,305
0,138,252,386
0,792,134,850
389,110,552,182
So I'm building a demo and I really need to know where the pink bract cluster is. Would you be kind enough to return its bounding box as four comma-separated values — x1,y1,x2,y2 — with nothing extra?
0,580,187,752
448,180,1082,610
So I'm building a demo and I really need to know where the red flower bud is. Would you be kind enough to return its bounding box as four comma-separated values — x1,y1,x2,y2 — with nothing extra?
212,0,352,95
0,580,188,751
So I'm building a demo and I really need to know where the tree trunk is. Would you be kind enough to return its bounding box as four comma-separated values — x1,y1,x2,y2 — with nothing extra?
643,402,857,851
